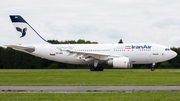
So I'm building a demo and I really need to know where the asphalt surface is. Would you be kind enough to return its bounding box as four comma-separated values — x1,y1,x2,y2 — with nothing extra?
0,86,180,92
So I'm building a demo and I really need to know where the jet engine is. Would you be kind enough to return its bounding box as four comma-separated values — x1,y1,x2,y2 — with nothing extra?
107,57,132,68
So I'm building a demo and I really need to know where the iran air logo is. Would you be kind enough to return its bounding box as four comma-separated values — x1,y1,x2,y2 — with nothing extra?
125,45,152,49
125,46,131,49
16,27,27,38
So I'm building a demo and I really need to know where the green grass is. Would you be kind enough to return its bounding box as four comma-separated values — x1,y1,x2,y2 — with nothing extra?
0,91,180,101
0,69,180,86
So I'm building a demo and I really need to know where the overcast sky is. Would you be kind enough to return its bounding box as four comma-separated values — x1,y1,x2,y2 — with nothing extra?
1,0,180,47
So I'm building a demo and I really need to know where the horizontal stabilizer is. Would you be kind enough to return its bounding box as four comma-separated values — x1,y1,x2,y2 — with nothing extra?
5,45,35,53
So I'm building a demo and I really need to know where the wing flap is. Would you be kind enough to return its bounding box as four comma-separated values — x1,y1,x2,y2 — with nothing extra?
64,49,125,60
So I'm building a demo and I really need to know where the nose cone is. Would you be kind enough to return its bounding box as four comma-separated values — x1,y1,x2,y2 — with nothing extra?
172,51,177,58
165,51,177,61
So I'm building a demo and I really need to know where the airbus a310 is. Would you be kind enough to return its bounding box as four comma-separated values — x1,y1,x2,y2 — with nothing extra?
6,15,177,71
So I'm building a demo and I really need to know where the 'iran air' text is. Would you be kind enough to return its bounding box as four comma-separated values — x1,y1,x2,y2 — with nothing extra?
132,45,152,49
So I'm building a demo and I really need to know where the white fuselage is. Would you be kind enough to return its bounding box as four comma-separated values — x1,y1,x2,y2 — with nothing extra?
30,43,177,65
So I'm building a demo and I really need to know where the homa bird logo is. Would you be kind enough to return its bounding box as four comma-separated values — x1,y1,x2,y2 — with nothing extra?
16,27,27,38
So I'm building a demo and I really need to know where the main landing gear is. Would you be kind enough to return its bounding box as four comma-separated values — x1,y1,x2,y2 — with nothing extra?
90,67,104,71
151,63,155,71
90,59,104,71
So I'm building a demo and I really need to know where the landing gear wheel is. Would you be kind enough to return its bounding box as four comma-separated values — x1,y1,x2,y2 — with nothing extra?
90,66,104,71
151,67,155,71
99,67,104,71
90,67,95,71
95,67,99,71
95,67,104,71
151,63,155,71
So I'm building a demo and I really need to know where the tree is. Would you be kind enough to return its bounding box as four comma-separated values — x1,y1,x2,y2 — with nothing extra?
168,47,180,68
159,62,172,68
92,42,98,44
0,47,4,69
1,47,15,69
77,39,86,44
86,41,91,44
48,40,59,44
48,63,59,69
118,39,123,44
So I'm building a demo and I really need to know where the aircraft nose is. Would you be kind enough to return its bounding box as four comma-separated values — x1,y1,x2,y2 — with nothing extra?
165,51,177,60
172,51,177,58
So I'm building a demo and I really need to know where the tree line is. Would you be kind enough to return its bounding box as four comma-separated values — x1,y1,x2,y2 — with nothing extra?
0,39,179,69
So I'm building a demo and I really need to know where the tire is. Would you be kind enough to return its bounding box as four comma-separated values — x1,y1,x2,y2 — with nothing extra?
95,67,99,71
90,67,95,71
151,67,155,71
100,67,104,71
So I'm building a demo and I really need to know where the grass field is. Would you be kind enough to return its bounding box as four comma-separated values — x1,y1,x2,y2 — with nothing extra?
0,91,180,101
0,69,180,86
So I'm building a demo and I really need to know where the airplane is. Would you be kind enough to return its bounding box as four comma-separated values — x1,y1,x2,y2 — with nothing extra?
6,15,177,71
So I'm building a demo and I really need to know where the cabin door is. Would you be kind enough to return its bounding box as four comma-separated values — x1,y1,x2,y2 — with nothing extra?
153,46,158,55
50,46,56,56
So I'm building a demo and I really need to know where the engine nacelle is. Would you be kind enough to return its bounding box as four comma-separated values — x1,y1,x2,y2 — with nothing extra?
107,57,132,68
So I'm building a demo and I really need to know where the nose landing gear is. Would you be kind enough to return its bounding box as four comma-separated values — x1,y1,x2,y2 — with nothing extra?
151,63,155,71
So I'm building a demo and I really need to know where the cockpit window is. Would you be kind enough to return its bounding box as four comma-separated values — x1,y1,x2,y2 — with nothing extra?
165,48,171,51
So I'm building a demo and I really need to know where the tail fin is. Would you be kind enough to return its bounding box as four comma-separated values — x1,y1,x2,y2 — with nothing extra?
9,15,49,45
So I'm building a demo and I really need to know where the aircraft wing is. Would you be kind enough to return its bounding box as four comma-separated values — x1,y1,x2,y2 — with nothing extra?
64,49,126,60
5,45,35,53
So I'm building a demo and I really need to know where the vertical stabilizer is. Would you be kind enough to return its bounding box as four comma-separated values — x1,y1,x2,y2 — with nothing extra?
9,15,49,45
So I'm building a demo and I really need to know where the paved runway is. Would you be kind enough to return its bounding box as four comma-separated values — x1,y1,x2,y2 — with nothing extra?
0,86,180,92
